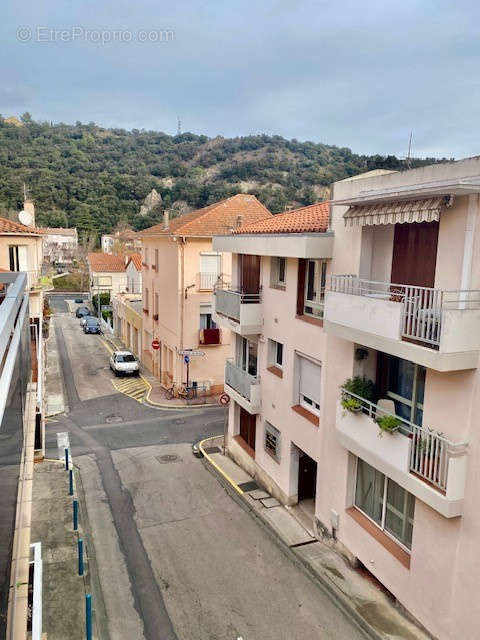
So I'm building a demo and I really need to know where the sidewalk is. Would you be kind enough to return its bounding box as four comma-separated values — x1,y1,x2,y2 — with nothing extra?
200,436,431,640
31,459,104,640
45,316,66,416
101,332,222,409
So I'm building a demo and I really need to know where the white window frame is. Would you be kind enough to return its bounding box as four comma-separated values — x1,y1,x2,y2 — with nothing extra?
353,458,414,552
295,352,321,417
264,421,281,462
304,259,327,318
268,339,284,369
271,256,287,287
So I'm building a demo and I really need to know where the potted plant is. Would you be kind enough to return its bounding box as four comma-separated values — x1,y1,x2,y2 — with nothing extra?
341,376,376,414
376,414,402,436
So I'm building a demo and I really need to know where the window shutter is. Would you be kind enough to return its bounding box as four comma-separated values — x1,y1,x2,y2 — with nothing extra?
299,356,321,404
296,259,306,315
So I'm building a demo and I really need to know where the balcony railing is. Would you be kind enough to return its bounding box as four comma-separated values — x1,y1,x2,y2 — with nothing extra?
215,286,261,323
341,388,467,492
330,275,480,349
199,272,221,290
225,360,259,402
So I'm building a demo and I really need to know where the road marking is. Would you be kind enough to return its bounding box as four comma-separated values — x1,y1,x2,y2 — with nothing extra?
111,376,149,402
199,436,244,496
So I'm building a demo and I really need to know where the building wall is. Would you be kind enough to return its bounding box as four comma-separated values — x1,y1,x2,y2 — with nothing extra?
314,161,480,640
0,234,43,275
141,235,231,392
89,270,127,299
126,261,142,294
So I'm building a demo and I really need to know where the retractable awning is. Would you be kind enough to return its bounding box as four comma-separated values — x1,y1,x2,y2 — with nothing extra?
343,196,448,226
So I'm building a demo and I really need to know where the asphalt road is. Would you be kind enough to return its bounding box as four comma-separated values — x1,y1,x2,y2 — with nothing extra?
46,299,366,640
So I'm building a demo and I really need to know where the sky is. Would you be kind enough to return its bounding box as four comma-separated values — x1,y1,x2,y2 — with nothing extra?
1,0,479,159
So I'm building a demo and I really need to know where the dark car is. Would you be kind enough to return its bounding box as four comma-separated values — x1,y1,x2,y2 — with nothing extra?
83,317,101,334
76,306,91,318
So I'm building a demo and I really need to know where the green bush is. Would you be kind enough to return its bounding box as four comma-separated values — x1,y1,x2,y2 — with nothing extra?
342,376,376,402
376,414,402,434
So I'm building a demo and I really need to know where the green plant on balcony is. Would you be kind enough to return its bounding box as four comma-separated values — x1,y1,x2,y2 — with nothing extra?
376,414,402,436
341,376,376,414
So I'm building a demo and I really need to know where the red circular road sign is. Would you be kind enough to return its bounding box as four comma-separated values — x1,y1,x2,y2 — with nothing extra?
151,339,160,350
219,393,230,406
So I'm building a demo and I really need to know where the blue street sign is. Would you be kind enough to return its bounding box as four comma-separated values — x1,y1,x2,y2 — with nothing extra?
184,355,190,364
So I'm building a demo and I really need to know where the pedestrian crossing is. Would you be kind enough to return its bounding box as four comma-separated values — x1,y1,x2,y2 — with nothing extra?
111,376,148,402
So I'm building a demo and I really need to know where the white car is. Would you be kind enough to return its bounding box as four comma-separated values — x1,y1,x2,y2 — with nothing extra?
109,350,140,377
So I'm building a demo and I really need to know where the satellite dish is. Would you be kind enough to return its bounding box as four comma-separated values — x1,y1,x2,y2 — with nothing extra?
19,210,32,226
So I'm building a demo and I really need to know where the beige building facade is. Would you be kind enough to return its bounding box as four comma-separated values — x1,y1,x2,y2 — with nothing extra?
215,158,480,640
139,194,272,395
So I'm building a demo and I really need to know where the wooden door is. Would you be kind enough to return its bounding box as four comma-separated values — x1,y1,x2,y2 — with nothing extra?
239,407,256,451
391,221,439,288
298,452,317,501
240,255,260,294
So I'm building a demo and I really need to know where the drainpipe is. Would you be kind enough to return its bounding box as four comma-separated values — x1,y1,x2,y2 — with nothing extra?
460,194,478,307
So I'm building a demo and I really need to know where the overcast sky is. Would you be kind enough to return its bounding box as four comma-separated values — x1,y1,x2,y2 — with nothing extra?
1,0,479,158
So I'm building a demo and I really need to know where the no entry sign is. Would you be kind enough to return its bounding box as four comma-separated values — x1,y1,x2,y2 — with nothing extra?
151,339,160,350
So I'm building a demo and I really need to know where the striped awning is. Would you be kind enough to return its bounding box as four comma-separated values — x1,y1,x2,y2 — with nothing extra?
343,197,448,226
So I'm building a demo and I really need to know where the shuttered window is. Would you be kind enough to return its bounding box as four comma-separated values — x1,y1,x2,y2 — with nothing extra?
298,355,321,416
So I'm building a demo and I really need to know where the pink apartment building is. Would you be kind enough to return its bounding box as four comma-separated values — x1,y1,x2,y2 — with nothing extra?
139,194,272,395
214,157,480,640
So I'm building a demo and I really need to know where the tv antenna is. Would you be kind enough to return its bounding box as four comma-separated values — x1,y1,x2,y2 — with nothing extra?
177,116,182,136
405,131,413,168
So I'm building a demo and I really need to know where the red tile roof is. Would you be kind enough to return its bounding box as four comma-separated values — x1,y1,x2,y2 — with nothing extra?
139,194,272,237
87,253,126,272
126,253,142,270
233,201,330,235
40,227,77,236
0,216,43,235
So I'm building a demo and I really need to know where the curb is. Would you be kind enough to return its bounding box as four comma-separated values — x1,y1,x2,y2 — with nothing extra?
199,436,390,640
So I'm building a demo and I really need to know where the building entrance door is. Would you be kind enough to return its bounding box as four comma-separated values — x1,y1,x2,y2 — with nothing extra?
239,407,256,452
298,450,317,501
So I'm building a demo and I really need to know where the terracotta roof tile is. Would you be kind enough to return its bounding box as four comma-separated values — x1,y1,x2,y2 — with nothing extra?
126,253,142,270
233,201,330,235
87,253,126,272
0,216,43,235
139,194,272,237
40,227,77,236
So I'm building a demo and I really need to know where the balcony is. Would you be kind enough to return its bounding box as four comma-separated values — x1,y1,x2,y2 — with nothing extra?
213,286,262,335
336,389,468,517
324,276,480,371
224,360,261,413
198,271,219,290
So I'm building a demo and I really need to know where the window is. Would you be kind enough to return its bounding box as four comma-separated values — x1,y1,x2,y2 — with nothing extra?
9,245,28,271
145,288,149,310
355,459,415,550
238,336,258,377
95,275,112,287
264,422,281,462
304,260,327,318
268,339,283,369
200,303,216,329
154,248,159,270
200,252,221,289
378,354,425,425
297,354,321,416
271,257,286,287
154,292,159,316
143,247,148,266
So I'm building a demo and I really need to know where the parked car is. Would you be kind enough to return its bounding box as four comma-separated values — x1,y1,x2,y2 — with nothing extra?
76,306,90,318
80,313,94,327
109,351,140,377
83,317,101,334
74,298,84,304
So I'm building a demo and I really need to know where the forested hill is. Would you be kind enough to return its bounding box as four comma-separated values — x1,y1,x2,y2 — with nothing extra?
0,115,449,235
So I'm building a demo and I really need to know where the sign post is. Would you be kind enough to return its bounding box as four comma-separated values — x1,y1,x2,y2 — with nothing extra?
151,339,160,350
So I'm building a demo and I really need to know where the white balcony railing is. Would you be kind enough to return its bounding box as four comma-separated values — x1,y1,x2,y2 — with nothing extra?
341,388,467,492
199,272,221,290
330,275,480,349
225,360,259,402
215,286,261,323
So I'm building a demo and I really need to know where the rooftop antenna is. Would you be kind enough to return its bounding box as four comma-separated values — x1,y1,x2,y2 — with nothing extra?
177,116,182,136
405,131,413,168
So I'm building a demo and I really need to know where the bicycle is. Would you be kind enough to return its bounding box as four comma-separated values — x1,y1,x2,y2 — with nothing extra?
165,382,194,400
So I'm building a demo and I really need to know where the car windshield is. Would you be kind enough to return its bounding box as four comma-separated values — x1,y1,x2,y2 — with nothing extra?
86,318,99,325
116,354,136,363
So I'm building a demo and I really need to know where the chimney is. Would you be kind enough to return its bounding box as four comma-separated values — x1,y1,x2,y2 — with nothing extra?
24,199,35,226
235,215,243,228
163,210,169,230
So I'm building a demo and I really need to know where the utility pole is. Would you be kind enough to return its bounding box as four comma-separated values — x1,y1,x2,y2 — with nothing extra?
177,116,182,136
406,131,413,169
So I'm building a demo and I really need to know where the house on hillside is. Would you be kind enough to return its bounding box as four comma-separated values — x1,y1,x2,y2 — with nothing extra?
41,227,78,265
87,252,127,304
139,193,272,395
125,253,142,293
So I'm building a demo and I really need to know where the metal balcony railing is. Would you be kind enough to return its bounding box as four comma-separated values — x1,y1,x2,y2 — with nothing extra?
341,388,468,492
215,286,261,322
225,360,258,402
199,272,221,290
330,275,480,349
